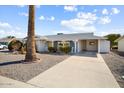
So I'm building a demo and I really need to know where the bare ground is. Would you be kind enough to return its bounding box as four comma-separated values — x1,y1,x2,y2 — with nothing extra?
0,52,69,82
101,52,124,88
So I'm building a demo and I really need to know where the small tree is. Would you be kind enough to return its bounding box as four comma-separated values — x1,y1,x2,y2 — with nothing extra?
6,36,15,39
105,34,121,49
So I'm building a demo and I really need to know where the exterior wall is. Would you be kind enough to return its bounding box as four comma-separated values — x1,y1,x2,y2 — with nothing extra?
98,40,110,53
86,40,98,51
36,40,48,52
78,40,86,52
36,39,110,53
118,38,124,52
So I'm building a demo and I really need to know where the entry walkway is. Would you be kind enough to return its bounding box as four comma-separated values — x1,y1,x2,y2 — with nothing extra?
27,53,119,88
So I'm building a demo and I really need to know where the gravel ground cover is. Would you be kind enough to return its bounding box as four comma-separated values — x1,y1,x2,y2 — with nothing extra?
101,52,124,88
0,52,69,82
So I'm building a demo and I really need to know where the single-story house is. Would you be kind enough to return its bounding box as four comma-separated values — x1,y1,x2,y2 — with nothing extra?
0,38,16,45
35,33,110,53
115,36,124,52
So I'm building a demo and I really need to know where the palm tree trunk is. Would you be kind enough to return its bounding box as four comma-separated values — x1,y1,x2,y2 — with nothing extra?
25,5,37,62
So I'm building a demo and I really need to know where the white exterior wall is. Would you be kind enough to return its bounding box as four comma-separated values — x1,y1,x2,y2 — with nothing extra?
118,38,124,52
36,40,48,52
99,40,110,53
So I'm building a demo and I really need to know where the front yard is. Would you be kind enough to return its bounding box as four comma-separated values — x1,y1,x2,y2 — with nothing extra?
0,51,69,82
101,52,124,88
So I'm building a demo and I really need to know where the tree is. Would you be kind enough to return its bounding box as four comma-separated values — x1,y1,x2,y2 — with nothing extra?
25,5,37,62
6,36,15,39
104,34,121,49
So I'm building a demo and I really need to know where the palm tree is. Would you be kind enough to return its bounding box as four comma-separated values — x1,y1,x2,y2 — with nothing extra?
25,5,37,62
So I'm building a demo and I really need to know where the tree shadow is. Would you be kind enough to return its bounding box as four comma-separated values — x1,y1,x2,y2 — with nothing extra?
0,50,12,53
0,60,23,66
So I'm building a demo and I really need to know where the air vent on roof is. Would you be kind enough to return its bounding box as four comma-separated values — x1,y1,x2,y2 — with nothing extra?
57,33,63,35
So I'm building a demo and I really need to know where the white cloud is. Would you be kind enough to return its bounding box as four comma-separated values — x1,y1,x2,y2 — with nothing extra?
39,16,55,21
39,16,45,20
61,18,96,32
61,19,93,27
0,21,26,38
102,8,109,15
0,22,12,28
93,9,97,12
0,30,5,34
111,8,120,14
17,5,40,8
77,12,97,20
18,12,28,17
64,5,77,12
47,16,55,21
60,9,119,34
60,11,99,33
99,16,111,24
17,5,25,7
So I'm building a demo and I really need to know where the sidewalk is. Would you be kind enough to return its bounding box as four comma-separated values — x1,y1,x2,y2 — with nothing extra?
0,76,37,88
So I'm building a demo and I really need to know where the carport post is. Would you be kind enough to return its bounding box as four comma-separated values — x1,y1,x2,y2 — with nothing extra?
98,39,100,53
74,40,78,53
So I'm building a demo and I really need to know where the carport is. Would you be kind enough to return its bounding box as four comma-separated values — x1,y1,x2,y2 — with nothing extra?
77,39,98,52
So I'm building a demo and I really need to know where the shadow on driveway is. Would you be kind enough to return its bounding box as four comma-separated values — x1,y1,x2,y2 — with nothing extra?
0,61,22,66
75,51,97,58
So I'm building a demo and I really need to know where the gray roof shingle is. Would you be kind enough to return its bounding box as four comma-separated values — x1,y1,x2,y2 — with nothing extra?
45,33,106,41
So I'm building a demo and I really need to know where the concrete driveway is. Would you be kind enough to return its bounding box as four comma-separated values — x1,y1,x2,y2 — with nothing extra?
27,52,119,88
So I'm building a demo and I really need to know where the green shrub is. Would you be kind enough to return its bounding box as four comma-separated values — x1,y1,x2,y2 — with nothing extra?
8,40,23,51
48,47,57,53
59,47,64,53
59,46,71,54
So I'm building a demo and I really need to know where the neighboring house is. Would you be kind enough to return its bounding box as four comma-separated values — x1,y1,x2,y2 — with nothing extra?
0,38,16,45
115,36,124,52
35,33,110,53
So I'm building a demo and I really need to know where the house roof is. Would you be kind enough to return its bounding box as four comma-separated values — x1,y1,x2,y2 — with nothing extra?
45,33,106,41
115,36,124,42
0,38,16,43
35,36,48,41
23,36,48,41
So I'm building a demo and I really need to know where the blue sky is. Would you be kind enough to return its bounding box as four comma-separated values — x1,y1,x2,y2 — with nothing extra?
0,5,124,38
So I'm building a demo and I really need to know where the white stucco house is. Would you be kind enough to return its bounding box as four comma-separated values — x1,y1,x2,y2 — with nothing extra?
34,33,110,53
115,36,124,52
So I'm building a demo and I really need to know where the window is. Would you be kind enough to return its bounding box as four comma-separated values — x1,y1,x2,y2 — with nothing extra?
58,41,70,47
89,42,95,45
